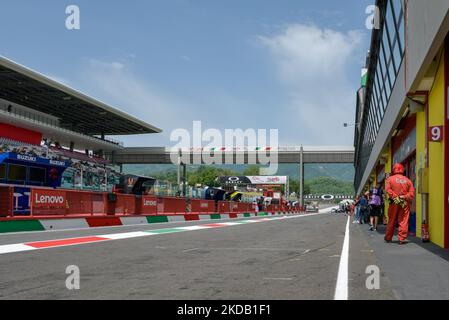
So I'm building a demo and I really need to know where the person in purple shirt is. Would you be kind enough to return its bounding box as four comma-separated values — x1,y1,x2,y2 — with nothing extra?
368,183,383,231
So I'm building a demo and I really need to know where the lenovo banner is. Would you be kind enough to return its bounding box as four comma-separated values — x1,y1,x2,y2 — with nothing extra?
31,189,66,209
140,196,158,214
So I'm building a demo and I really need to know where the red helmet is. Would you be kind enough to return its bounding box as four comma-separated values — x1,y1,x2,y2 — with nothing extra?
393,163,405,175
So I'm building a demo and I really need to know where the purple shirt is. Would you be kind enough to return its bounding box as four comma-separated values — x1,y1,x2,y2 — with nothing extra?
369,188,382,206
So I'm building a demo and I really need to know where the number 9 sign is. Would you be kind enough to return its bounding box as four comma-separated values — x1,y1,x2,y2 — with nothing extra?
429,126,443,142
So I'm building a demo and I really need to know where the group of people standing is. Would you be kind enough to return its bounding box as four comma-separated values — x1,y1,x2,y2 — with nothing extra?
353,184,384,231
352,163,415,245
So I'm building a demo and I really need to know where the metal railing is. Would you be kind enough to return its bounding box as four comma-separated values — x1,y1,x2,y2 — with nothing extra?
0,104,124,147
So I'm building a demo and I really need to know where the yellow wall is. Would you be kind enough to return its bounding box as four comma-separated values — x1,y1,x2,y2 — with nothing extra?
427,53,446,247
415,105,426,238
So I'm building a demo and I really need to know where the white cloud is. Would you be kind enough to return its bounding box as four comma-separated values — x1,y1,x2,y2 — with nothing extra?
258,24,364,144
79,59,193,146
78,59,270,147
180,55,192,62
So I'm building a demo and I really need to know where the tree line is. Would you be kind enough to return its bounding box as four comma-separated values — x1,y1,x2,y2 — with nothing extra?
150,165,354,196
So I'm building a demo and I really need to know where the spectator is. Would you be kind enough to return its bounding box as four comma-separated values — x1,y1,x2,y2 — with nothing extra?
353,196,361,224
368,183,383,231
358,193,370,224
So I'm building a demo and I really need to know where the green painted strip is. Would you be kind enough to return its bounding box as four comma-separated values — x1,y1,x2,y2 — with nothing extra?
0,220,45,233
258,212,268,216
145,228,185,234
146,216,169,224
244,213,251,217
210,214,221,220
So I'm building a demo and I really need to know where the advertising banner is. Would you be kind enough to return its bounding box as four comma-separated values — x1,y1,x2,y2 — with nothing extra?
31,189,66,209
141,196,158,214
218,176,287,185
12,187,31,215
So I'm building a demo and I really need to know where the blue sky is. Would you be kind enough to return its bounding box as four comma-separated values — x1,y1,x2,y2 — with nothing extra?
0,0,373,147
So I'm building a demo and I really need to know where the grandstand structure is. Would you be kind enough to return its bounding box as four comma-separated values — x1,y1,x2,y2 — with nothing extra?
0,55,161,192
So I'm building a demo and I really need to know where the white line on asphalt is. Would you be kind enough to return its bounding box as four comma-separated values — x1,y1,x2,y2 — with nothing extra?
0,213,326,255
334,215,350,300
97,231,150,240
0,216,268,237
182,248,200,253
0,243,36,254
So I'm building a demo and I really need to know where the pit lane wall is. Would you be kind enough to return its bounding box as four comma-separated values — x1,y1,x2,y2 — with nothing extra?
0,186,303,234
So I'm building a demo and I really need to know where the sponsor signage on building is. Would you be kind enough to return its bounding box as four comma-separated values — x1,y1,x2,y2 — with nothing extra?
218,176,288,185
8,152,68,167
31,189,66,208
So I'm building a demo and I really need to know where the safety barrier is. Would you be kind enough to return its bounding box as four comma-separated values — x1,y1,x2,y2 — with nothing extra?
136,196,158,215
114,194,137,215
157,196,187,214
189,199,215,213
0,186,303,219
0,186,12,217
217,201,230,213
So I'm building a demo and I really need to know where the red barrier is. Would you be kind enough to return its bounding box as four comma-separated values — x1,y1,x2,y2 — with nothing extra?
92,193,106,215
218,201,230,213
237,202,249,213
184,214,199,221
30,188,108,216
1,185,300,218
31,189,67,216
190,199,215,213
66,190,95,216
115,194,137,215
0,186,12,217
157,197,186,214
137,196,158,215
86,217,122,227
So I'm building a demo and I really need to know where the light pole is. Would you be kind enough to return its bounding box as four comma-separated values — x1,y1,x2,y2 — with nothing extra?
299,145,304,209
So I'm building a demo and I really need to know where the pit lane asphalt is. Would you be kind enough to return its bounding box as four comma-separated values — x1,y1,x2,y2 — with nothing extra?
0,211,396,300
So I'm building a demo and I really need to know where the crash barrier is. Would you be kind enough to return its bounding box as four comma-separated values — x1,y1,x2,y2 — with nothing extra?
189,199,215,213
157,196,187,214
0,186,12,217
0,186,303,218
136,196,158,215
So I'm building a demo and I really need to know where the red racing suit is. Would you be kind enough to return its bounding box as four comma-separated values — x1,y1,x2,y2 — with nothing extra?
385,173,415,242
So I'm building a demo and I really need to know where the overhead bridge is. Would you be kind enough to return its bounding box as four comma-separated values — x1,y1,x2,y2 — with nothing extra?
107,146,355,165
106,146,355,207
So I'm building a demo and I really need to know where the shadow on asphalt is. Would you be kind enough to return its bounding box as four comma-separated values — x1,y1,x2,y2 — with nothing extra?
370,223,449,263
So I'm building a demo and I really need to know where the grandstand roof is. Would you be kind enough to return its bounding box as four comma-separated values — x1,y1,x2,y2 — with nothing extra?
0,56,162,136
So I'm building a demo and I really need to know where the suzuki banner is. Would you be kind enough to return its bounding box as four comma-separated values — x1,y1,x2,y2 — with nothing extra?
31,189,66,209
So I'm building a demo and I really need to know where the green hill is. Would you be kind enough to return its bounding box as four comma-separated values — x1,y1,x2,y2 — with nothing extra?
123,163,355,195
124,163,354,182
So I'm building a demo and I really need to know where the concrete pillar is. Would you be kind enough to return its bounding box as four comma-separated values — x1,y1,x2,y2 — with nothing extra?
299,145,304,208
177,150,181,186
182,163,187,197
